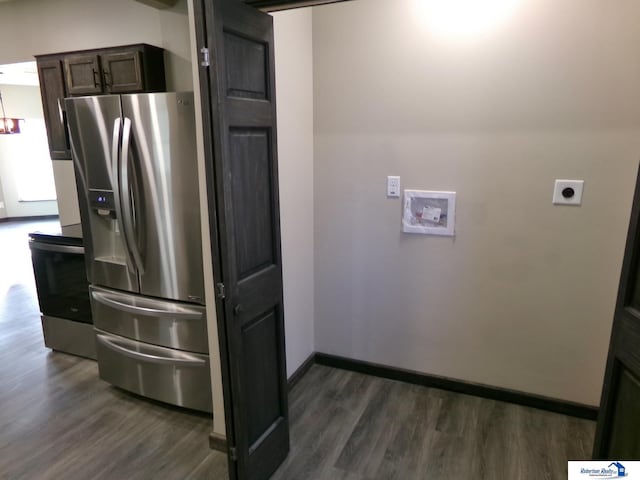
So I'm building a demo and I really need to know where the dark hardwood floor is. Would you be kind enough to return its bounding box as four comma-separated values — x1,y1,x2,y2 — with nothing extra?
276,365,595,480
0,219,227,480
0,219,595,479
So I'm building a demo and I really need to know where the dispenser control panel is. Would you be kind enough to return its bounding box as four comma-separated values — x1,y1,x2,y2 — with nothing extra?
89,190,115,212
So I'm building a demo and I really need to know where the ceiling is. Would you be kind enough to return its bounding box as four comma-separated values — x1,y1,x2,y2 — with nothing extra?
0,61,39,86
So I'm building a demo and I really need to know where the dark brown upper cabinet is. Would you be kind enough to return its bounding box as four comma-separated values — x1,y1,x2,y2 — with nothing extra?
37,56,71,160
64,53,104,95
36,44,166,160
63,45,165,96
101,50,144,93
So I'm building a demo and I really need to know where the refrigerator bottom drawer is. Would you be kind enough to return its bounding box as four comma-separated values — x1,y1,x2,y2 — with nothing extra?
95,330,212,413
91,286,208,354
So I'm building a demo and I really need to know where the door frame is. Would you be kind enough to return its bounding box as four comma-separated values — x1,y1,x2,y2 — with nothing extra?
193,0,637,471
190,0,640,469
192,0,239,467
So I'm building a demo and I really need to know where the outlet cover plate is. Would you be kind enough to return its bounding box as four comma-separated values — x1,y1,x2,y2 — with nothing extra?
387,176,400,198
553,179,584,205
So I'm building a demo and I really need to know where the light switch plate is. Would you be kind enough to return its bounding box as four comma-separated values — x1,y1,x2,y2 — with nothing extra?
387,176,400,197
553,179,584,205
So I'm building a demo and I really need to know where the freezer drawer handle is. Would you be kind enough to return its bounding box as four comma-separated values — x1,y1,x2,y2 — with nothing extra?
96,333,206,366
91,290,203,320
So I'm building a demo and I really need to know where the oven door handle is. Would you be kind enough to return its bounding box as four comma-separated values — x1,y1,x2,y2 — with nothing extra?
95,333,206,366
29,242,84,255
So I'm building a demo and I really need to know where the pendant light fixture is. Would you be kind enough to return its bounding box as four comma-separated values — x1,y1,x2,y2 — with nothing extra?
0,90,22,135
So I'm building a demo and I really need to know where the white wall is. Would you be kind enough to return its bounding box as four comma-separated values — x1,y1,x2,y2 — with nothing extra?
0,84,58,218
51,161,81,226
312,0,640,405
0,175,7,219
0,0,192,91
273,8,315,377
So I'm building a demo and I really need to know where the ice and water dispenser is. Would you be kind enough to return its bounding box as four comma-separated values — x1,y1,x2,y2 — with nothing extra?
89,190,115,215
87,188,130,270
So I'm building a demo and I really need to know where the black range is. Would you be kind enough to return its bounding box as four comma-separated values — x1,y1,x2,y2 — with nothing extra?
29,223,95,359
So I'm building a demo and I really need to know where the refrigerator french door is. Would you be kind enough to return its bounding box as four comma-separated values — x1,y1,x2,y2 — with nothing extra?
66,93,212,413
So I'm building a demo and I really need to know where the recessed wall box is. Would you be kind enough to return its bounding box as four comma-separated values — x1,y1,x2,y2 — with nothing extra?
553,180,584,206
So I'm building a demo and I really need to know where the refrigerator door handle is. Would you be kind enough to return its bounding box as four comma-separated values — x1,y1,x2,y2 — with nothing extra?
96,332,207,366
111,117,135,274
120,117,145,274
91,288,204,320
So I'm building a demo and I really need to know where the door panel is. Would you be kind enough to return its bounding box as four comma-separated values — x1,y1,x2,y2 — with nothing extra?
102,51,144,93
65,96,139,292
36,57,71,159
30,242,92,324
121,93,205,304
224,32,269,100
202,0,289,478
242,308,283,448
66,95,126,191
228,128,276,279
626,252,640,311
594,163,640,458
607,365,640,458
64,54,103,95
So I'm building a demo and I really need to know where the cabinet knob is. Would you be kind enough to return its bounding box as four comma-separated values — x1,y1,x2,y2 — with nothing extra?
233,304,243,316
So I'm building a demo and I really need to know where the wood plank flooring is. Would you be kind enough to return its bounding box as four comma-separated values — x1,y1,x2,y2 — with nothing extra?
0,220,227,480
0,219,596,479
275,366,595,480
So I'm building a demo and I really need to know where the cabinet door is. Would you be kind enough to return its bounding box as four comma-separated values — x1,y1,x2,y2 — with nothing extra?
36,58,71,159
101,50,144,93
64,53,103,95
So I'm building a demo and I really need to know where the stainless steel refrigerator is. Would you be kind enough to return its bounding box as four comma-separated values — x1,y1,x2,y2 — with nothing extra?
65,93,212,413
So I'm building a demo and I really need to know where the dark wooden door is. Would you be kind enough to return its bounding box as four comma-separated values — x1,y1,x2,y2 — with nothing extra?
36,57,71,160
64,53,103,96
594,163,640,458
200,0,289,479
101,50,144,93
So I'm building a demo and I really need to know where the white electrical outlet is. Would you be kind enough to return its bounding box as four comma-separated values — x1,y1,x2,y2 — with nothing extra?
0,201,4,210
387,176,400,198
553,179,584,205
